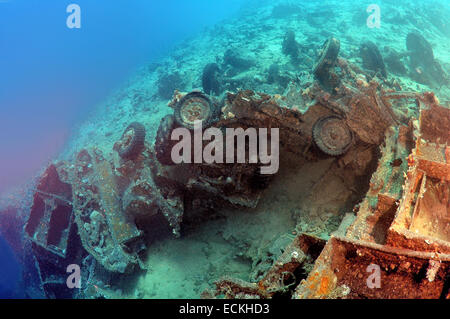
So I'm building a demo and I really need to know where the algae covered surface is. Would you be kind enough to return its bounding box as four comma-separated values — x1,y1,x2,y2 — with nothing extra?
0,0,449,299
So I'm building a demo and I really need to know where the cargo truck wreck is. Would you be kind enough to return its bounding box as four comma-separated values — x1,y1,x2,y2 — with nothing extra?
23,36,449,299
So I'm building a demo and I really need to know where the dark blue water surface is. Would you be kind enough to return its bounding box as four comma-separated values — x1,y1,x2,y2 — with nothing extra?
0,235,21,298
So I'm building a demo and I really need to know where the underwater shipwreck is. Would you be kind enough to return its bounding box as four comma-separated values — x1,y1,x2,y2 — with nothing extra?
20,26,450,299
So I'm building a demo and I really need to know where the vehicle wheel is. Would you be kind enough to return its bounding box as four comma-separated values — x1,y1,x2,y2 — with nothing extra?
360,41,387,78
406,32,434,66
313,37,340,78
174,91,217,130
155,114,177,166
202,63,222,96
312,116,353,156
117,122,146,160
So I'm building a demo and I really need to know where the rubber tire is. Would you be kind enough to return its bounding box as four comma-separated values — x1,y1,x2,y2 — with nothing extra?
313,37,340,78
202,63,222,96
406,32,434,66
155,115,177,166
312,116,353,156
118,122,146,160
174,91,217,130
360,41,387,78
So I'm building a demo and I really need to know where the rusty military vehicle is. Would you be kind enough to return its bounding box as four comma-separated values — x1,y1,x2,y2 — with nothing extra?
24,37,449,299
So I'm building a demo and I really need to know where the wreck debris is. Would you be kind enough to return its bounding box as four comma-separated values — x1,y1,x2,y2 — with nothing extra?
24,163,85,298
426,260,441,283
115,122,146,160
202,63,222,96
406,32,448,88
282,30,301,63
294,236,450,299
341,84,392,145
23,31,449,299
386,102,450,254
312,116,353,156
359,41,387,78
25,164,74,258
406,32,435,68
127,160,184,237
208,234,326,299
384,47,408,76
293,97,450,299
155,114,177,166
174,91,218,129
200,63,449,299
313,37,340,77
313,37,340,89
72,148,143,273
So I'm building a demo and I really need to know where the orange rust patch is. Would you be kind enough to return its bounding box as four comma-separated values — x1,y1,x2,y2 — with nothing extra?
319,276,330,295
257,280,266,292
407,154,415,166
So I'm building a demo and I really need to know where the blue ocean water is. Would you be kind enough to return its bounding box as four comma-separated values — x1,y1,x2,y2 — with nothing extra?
0,235,21,298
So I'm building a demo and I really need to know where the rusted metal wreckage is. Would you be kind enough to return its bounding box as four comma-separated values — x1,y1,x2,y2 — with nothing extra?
208,92,450,299
24,37,449,298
